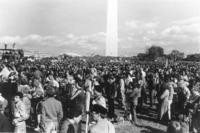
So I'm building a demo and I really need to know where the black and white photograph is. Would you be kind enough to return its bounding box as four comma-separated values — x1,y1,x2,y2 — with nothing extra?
0,0,200,133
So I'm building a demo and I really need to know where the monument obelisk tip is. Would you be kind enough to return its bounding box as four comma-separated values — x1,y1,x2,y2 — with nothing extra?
106,0,118,57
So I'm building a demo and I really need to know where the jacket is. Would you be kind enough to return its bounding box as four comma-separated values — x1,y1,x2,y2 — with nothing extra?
41,97,63,123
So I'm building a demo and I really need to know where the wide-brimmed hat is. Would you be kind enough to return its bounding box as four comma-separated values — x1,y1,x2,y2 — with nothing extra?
92,104,107,115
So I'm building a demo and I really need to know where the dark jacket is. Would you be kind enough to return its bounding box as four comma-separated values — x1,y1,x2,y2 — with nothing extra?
106,79,116,99
0,113,12,132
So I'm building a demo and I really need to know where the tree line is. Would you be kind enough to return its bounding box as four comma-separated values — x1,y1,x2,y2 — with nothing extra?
137,46,200,61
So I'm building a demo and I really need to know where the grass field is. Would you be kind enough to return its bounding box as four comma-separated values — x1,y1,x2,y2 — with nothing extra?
114,118,167,133
114,105,167,133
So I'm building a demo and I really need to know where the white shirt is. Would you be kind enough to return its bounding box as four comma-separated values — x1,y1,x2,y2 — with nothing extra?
0,67,10,81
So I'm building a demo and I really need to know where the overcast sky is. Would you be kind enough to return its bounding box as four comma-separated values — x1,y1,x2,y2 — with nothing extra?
0,0,200,56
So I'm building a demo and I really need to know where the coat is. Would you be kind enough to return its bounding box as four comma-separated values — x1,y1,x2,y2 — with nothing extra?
40,97,63,133
0,113,12,132
160,89,169,120
41,97,63,123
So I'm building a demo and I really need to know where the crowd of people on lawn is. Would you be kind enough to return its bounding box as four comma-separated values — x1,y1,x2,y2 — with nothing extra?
0,57,200,133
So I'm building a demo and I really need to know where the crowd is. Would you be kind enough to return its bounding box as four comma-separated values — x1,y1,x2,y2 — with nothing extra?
0,57,200,133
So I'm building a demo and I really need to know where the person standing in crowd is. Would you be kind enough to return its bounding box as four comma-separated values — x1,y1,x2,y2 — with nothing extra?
84,68,95,133
0,101,12,132
17,79,32,120
22,87,32,126
0,92,12,132
0,93,8,114
167,77,177,121
119,74,126,110
177,76,191,115
84,69,95,95
0,64,10,82
138,68,147,110
12,92,28,133
186,87,200,133
89,104,115,133
92,87,106,112
32,79,44,131
60,76,85,133
124,72,133,119
32,79,44,98
159,77,170,122
33,67,43,83
146,71,155,107
126,79,141,125
47,75,59,92
60,110,83,133
106,74,117,120
40,85,63,133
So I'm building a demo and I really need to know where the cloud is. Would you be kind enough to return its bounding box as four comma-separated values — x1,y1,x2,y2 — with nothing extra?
125,20,159,30
123,17,200,55
0,32,106,56
159,17,200,54
162,17,200,37
162,26,181,36
125,20,159,40
1,16,200,57
119,20,161,55
172,17,200,26
125,20,138,29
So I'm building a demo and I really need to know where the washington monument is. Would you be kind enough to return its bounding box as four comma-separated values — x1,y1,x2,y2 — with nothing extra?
106,0,118,57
